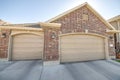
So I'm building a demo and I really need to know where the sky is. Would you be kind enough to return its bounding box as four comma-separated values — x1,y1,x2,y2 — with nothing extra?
0,0,120,24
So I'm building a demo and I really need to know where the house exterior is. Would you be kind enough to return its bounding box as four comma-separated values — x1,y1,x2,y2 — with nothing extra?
0,2,118,64
108,15,120,57
0,22,61,62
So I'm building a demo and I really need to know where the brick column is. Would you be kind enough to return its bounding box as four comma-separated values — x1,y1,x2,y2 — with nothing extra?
108,34,116,59
0,29,11,59
43,27,60,61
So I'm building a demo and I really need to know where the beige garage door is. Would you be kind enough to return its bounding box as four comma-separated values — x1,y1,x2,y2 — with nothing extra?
12,34,43,60
60,34,105,63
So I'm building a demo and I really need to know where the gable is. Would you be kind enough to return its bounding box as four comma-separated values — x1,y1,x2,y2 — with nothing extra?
108,15,120,22
0,19,10,25
46,2,115,30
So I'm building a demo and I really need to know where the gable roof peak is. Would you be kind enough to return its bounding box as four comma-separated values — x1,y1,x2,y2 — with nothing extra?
46,2,87,22
108,15,120,22
46,2,115,30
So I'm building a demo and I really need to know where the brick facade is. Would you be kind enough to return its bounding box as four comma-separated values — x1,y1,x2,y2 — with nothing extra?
51,6,115,59
0,29,10,58
43,27,60,61
0,4,116,60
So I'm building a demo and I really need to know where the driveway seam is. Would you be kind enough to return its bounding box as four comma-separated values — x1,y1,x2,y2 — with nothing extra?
39,62,44,80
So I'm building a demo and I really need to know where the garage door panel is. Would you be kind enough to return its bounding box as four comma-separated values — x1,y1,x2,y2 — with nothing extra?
13,46,43,49
61,53,104,59
13,43,43,47
13,52,42,55
61,38,101,44
61,51,105,55
14,34,43,38
14,39,43,42
61,53,104,62
60,34,105,62
60,43,104,49
13,54,41,60
12,34,43,60
61,40,104,44
13,49,42,53
61,35,102,39
61,44,104,49
13,40,43,43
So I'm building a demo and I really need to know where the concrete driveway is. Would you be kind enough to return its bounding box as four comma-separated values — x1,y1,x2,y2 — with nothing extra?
0,60,120,80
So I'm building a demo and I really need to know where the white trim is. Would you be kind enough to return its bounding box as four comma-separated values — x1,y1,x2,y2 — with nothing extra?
105,38,110,60
39,22,61,28
106,30,120,33
108,15,120,22
59,32,106,38
0,26,43,31
11,31,43,36
43,61,60,66
8,35,12,61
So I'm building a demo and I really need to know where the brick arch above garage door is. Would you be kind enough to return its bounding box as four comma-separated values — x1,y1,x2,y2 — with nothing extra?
11,33,44,60
59,33,108,63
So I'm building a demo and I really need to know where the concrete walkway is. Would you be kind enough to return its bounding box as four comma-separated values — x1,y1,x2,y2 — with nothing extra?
0,60,120,80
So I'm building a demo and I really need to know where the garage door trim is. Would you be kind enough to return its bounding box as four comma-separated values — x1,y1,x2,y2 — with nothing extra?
59,32,109,62
8,32,44,60
59,33,106,38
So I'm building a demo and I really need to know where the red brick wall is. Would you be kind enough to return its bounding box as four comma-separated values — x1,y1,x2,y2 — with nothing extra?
52,6,107,35
0,6,116,60
51,6,115,59
0,29,10,58
44,27,60,61
108,34,116,57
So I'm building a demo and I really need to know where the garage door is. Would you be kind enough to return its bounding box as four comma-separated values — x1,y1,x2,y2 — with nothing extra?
12,34,43,60
60,34,105,63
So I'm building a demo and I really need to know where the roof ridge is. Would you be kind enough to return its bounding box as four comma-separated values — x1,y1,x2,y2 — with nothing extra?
46,2,115,30
46,2,88,22
108,15,120,22
1,23,39,26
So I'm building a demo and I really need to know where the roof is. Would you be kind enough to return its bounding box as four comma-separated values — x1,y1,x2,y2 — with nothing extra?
1,23,41,28
0,19,10,25
0,22,61,31
46,2,115,30
108,15,120,22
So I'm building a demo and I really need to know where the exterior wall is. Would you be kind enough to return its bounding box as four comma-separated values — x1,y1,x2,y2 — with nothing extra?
109,20,120,43
43,27,60,61
108,34,116,58
51,6,115,59
109,19,120,58
0,6,116,60
0,29,11,59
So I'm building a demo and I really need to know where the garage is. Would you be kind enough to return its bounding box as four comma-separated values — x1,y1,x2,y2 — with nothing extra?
60,34,106,63
12,34,43,60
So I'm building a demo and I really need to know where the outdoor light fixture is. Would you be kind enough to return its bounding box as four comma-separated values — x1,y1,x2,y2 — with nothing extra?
109,36,113,40
51,32,56,39
110,44,113,47
85,29,88,33
1,33,6,38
